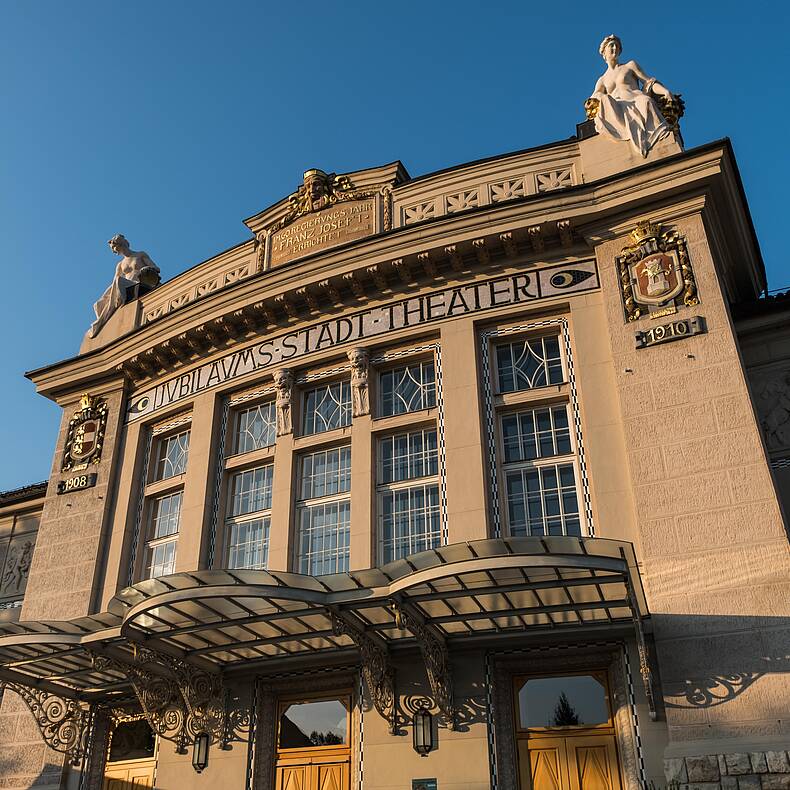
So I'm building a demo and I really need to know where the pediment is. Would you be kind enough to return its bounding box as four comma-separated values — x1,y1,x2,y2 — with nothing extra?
243,161,409,269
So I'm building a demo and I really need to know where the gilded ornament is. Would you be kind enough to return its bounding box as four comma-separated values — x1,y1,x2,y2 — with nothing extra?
616,220,699,321
584,97,600,120
61,393,109,472
269,168,387,235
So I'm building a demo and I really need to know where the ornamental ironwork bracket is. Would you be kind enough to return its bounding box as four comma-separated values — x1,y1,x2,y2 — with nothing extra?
89,645,228,753
329,609,397,734
623,572,658,721
390,599,458,730
0,680,91,764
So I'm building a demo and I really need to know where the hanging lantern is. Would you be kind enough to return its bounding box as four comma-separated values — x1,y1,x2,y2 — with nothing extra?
192,732,210,773
412,708,434,756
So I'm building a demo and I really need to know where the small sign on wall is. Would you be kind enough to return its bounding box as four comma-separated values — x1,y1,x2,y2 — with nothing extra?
634,316,706,349
57,473,97,495
413,781,437,790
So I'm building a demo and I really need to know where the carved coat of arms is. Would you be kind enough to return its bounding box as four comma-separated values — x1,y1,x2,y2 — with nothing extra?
61,393,108,472
617,220,699,321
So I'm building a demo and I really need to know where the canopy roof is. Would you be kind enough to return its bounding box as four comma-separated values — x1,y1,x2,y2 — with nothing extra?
0,537,647,701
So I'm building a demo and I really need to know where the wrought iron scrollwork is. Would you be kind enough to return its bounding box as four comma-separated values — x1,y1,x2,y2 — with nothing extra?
329,610,397,734
90,646,228,754
0,681,91,764
390,601,457,730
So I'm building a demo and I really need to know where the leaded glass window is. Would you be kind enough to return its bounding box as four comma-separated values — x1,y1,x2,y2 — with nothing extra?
501,405,572,462
378,429,441,563
504,463,580,536
146,540,177,579
145,492,182,579
302,381,352,435
496,337,563,393
235,402,277,454
225,464,273,570
296,447,351,575
155,430,190,480
229,465,274,517
150,492,182,539
379,361,436,417
379,429,438,483
499,400,580,537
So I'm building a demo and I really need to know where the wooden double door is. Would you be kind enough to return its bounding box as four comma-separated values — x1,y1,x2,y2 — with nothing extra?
515,671,623,790
520,734,622,790
274,693,351,790
276,753,350,790
102,758,156,790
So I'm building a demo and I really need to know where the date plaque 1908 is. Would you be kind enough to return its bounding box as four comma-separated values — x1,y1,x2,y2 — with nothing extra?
635,316,706,349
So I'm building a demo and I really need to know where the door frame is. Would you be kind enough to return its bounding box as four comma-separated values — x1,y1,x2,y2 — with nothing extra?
488,645,642,790
252,668,361,790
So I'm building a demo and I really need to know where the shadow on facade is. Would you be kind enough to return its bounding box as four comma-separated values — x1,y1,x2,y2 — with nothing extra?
652,613,789,711
0,757,63,789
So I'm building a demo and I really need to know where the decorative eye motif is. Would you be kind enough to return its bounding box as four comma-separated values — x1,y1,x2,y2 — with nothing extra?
131,396,150,413
550,269,595,289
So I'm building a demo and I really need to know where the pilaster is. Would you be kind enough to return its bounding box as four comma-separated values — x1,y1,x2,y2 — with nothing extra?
438,318,488,543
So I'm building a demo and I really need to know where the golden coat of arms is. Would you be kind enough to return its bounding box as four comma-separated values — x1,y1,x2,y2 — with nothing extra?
617,221,699,321
61,393,108,472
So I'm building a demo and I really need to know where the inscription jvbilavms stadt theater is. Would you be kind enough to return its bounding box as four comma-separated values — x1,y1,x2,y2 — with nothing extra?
128,261,598,419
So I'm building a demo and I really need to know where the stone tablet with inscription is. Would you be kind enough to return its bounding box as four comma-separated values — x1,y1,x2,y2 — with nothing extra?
269,199,377,266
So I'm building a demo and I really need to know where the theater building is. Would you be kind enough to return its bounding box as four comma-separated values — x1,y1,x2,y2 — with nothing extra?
1,46,789,790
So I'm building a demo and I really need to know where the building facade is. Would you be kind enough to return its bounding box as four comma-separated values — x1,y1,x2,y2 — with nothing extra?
1,74,789,790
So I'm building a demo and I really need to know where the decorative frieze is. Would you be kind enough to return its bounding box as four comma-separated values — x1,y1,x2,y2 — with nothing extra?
399,163,577,227
446,189,479,213
142,260,254,325
403,200,436,225
536,167,573,192
491,177,526,203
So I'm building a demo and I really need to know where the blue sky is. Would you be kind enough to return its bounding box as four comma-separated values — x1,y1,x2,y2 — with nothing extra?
1,1,788,489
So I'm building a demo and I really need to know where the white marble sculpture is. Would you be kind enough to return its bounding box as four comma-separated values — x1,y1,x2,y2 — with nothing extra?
89,235,160,338
589,35,674,157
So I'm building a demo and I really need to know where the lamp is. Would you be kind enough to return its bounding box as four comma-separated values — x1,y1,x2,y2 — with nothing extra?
192,732,209,773
412,708,434,756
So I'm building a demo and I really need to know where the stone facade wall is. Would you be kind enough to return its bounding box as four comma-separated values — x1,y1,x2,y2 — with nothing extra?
0,382,126,789
665,749,790,790
591,211,790,754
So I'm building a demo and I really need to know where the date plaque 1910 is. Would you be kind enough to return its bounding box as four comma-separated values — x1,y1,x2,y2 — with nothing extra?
635,316,706,349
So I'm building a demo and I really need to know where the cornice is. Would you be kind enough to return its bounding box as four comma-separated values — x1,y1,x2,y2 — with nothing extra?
27,140,753,401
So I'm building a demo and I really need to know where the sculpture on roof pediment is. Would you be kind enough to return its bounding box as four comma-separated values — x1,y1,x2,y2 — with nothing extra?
585,35,685,157
88,235,161,338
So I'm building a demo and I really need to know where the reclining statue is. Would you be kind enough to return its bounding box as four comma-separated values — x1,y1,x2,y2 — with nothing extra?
586,34,682,157
89,234,160,338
